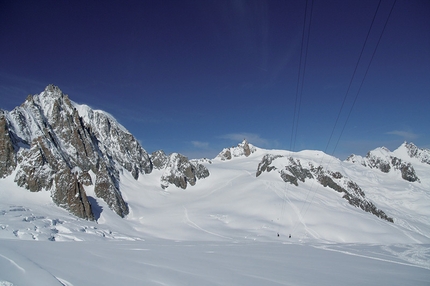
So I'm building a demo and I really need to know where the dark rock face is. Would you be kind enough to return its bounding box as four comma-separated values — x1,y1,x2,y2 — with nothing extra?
14,136,63,192
390,157,419,182
346,146,421,183
0,111,17,178
52,168,94,220
191,159,210,179
256,154,282,177
160,153,209,189
403,142,430,165
151,150,169,170
217,140,256,161
0,85,152,219
220,149,232,160
367,153,391,173
78,171,92,186
256,154,394,223
313,168,393,223
94,163,128,217
284,158,313,183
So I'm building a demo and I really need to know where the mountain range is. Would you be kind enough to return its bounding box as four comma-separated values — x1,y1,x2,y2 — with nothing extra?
0,85,208,220
1,85,429,244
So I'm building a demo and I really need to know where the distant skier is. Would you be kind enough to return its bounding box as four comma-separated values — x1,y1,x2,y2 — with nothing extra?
289,234,291,238
277,233,279,237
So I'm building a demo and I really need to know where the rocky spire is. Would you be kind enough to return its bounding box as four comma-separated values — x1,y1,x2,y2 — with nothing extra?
0,85,153,219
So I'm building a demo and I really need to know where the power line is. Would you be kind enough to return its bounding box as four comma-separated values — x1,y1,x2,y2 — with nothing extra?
290,0,397,238
324,0,383,155
282,0,314,238
331,0,397,156
290,0,313,152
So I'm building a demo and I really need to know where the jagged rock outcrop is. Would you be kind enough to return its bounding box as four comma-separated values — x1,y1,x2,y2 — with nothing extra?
190,159,211,179
312,167,393,222
346,144,420,182
0,85,152,219
0,111,17,178
76,105,152,179
256,154,393,222
217,139,256,160
283,157,313,184
159,153,209,189
256,154,282,177
402,142,430,165
151,150,169,170
52,168,94,220
94,162,128,217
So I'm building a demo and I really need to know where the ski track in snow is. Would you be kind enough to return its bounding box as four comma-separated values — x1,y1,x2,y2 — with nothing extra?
183,206,233,240
381,244,430,270
55,277,74,286
198,171,244,199
315,243,430,270
0,254,25,273
264,180,318,241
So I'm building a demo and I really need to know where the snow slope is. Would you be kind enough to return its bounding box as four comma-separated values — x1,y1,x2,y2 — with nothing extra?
1,141,430,284
1,142,429,243
0,239,429,286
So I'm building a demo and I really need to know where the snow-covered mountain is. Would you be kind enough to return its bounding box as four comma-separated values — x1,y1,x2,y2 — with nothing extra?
346,142,429,182
0,85,208,220
1,85,430,245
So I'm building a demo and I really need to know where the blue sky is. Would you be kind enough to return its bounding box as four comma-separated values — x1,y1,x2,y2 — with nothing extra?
1,0,429,159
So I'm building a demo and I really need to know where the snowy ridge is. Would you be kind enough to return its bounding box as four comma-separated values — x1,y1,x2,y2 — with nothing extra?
393,142,430,165
345,143,427,182
72,101,130,135
216,139,257,160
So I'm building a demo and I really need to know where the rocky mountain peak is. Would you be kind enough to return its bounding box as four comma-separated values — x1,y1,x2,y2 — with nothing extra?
346,144,421,182
394,142,430,165
150,151,210,189
216,139,256,160
0,85,155,219
0,85,212,220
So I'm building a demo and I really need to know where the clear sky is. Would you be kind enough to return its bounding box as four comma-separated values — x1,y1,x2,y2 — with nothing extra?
1,0,429,159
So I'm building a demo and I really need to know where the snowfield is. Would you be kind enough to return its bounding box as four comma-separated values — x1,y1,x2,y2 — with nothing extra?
0,239,429,286
1,145,430,285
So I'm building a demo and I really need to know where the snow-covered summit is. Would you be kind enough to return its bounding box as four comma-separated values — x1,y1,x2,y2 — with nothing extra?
0,85,212,220
150,150,209,189
0,85,153,219
346,143,423,182
393,142,430,165
72,101,130,135
216,139,257,160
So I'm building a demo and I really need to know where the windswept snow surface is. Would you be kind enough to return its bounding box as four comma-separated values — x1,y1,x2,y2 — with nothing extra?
1,146,430,285
0,240,429,286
